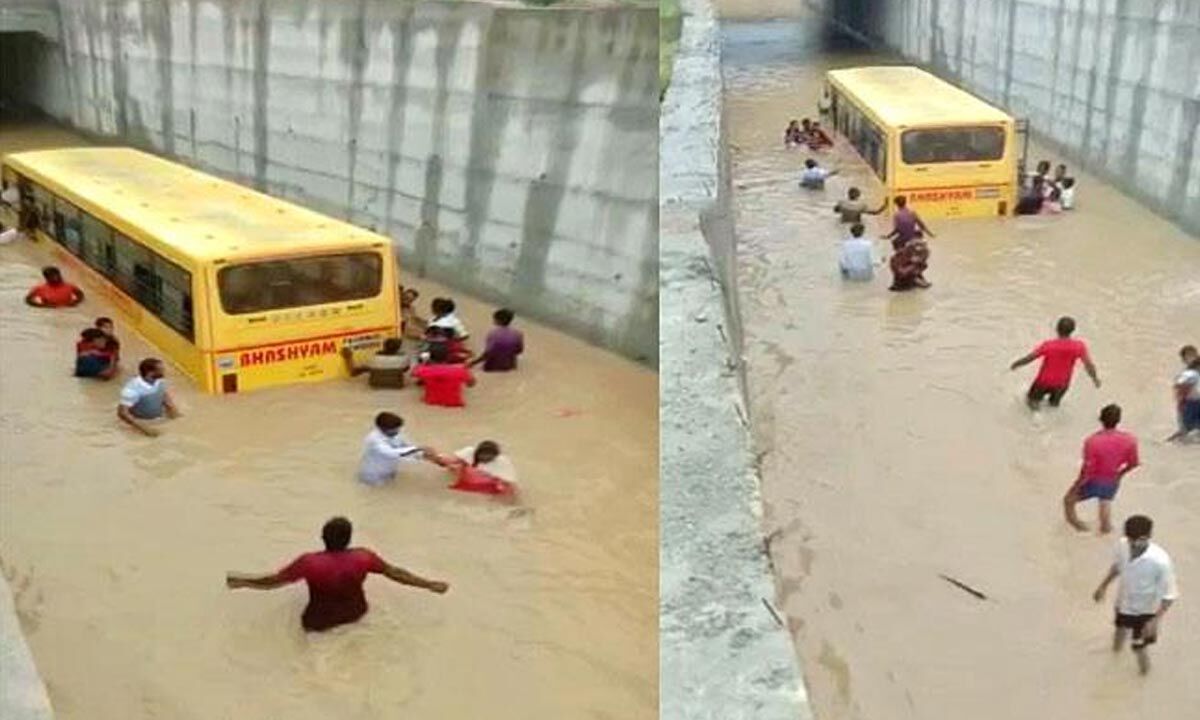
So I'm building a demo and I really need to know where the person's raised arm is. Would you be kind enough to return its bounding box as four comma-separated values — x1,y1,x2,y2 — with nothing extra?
379,561,449,594
915,214,935,238
1010,351,1039,370
867,199,888,214
370,432,422,461
225,571,292,590
117,404,159,437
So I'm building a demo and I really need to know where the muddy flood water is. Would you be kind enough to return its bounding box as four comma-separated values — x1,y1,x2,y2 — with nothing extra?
718,5,1200,720
0,125,657,719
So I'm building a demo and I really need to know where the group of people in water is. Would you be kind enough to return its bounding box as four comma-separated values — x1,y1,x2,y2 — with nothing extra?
13,247,531,631
783,113,1186,675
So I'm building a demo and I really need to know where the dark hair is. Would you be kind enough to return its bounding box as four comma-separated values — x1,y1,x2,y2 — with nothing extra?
801,117,812,125
81,328,106,341
847,187,861,199
473,440,501,465
138,358,162,377
494,308,514,326
1036,160,1050,174
1062,178,1075,189
442,298,456,313
1055,316,1075,337
1123,514,1152,540
431,297,450,315
850,223,865,237
42,266,62,282
375,411,404,432
428,342,450,364
1099,403,1121,429
1183,345,1198,360
804,159,816,169
322,516,353,551
894,195,907,208
381,338,403,354
95,317,113,329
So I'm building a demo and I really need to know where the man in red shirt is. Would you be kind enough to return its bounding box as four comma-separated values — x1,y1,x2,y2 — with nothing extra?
412,343,475,407
1010,316,1101,409
225,517,449,632
1064,404,1140,534
25,266,84,308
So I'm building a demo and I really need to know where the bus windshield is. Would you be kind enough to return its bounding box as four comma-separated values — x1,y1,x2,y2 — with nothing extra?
901,126,1005,164
218,252,383,315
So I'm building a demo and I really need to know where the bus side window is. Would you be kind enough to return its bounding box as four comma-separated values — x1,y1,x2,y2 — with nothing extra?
80,212,114,276
155,258,194,338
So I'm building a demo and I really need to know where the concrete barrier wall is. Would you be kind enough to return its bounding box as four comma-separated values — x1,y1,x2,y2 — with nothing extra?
14,0,659,363
659,0,810,716
812,0,1200,237
0,574,54,720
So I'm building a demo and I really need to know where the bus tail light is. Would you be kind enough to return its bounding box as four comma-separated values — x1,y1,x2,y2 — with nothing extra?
222,374,239,394
998,201,1007,216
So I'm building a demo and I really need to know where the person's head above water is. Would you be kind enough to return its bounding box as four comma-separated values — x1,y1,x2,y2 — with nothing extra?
1054,163,1067,178
81,328,107,346
1099,403,1122,429
1036,159,1051,175
473,441,501,465
428,342,450,364
894,195,908,209
374,411,404,436
138,358,164,381
804,159,817,169
802,118,812,129
1123,514,1152,556
1055,316,1076,337
381,338,403,355
493,308,514,327
1182,345,1198,364
95,317,114,335
321,516,353,552
42,266,64,285
430,297,452,317
401,287,419,306
850,222,865,238
847,187,861,200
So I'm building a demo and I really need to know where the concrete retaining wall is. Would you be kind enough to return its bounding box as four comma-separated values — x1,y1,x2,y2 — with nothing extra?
0,573,54,720
659,0,810,717
6,0,659,363
811,0,1200,237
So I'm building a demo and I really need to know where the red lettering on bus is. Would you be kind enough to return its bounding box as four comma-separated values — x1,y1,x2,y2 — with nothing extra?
238,339,340,367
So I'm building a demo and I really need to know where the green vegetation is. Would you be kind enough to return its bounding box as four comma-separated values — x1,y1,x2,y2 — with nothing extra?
660,0,682,100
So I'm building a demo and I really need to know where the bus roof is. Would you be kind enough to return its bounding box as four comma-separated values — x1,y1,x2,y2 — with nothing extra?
2,147,388,262
826,66,1012,127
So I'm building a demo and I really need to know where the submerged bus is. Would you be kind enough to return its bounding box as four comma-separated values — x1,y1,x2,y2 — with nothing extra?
825,66,1021,219
1,147,398,394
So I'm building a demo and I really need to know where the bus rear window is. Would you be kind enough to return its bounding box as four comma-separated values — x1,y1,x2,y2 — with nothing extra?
901,127,1005,164
218,252,382,315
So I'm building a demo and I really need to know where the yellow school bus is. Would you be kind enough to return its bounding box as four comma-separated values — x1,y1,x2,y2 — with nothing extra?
825,66,1019,219
1,147,398,394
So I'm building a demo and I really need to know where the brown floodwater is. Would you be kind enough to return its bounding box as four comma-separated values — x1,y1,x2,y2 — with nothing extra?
718,5,1200,720
0,124,657,719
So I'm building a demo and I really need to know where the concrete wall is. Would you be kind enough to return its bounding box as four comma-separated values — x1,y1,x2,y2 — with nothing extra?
813,0,1200,237
659,0,810,717
0,574,54,720
9,0,659,363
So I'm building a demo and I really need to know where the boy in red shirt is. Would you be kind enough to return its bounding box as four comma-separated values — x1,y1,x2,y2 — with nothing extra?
1010,316,1101,409
412,343,475,407
25,266,84,308
225,517,448,632
1064,404,1140,534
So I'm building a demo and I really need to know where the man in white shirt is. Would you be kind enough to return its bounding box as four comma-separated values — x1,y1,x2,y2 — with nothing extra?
428,297,469,340
1093,514,1179,674
838,223,875,282
357,412,425,486
1167,344,1200,442
799,158,838,189
116,358,180,437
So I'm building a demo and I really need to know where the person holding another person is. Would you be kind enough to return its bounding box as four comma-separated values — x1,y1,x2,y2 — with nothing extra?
75,328,118,380
1063,404,1140,534
341,338,410,389
799,158,838,190
1009,316,1101,409
838,223,876,282
882,196,934,249
833,187,886,224
225,516,449,632
426,440,518,497
412,343,476,408
469,308,524,372
784,120,805,148
94,317,121,364
357,411,425,485
1167,344,1200,442
887,235,931,291
116,358,180,437
25,266,84,308
807,121,834,150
